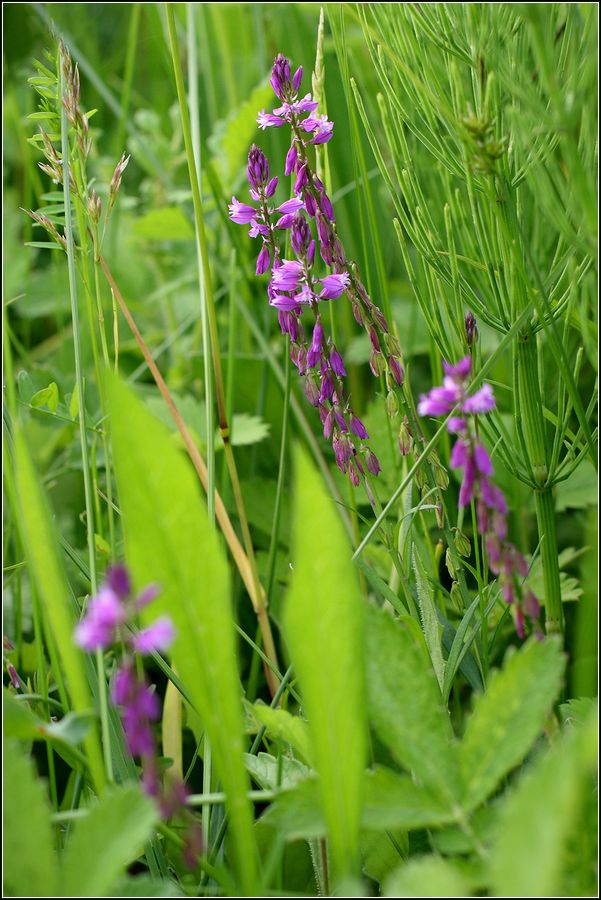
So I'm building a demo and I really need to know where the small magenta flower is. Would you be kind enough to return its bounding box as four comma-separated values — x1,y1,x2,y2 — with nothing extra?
419,359,542,640
132,616,175,655
75,584,125,651
228,197,256,225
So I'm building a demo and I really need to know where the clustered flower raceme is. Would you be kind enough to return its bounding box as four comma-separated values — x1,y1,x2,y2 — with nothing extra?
229,54,408,490
418,358,543,639
75,565,202,862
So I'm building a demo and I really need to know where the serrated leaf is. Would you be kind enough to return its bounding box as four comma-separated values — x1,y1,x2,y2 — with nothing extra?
282,449,367,881
108,376,257,894
362,766,458,831
525,547,584,603
250,704,314,765
365,604,462,808
489,706,598,896
208,79,275,189
555,460,597,511
3,738,58,897
459,638,565,811
412,546,446,689
61,785,157,896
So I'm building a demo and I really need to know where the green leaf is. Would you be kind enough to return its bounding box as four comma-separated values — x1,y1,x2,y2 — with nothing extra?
282,448,367,881
244,752,309,791
69,382,79,419
489,706,598,897
208,79,275,189
12,426,105,792
216,413,270,449
383,857,474,898
3,738,58,897
412,546,446,689
30,381,59,412
61,785,157,896
250,703,314,765
362,766,458,831
459,638,565,810
109,876,183,897
132,206,194,241
365,605,462,807
108,376,257,894
525,546,584,603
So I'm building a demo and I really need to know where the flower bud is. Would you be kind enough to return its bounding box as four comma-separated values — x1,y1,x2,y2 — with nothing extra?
445,547,457,580
465,311,478,347
398,416,413,455
386,390,399,418
453,527,471,558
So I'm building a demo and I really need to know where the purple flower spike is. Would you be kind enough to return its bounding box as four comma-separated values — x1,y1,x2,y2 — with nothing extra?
228,197,256,224
132,616,175,655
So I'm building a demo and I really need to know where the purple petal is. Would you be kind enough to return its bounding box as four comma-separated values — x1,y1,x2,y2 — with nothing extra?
265,176,279,198
292,66,303,92
257,111,285,129
256,243,271,275
105,564,131,599
350,414,369,440
228,197,256,224
132,616,175,655
443,357,472,380
277,197,304,215
474,442,493,475
319,273,349,300
463,384,495,414
285,144,298,176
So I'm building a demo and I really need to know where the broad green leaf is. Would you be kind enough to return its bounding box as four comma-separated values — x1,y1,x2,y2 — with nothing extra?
108,376,257,894
215,413,270,449
261,766,458,840
362,766,458,831
525,547,583,603
282,448,367,881
12,426,105,793
555,460,597,511
250,703,314,765
365,605,462,807
61,785,157,896
208,79,275,189
30,380,59,412
244,752,309,791
489,707,598,897
361,829,407,887
384,857,474,898
3,738,58,897
459,638,565,810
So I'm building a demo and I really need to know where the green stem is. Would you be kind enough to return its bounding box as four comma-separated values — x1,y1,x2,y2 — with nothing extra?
60,56,113,782
516,331,563,635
